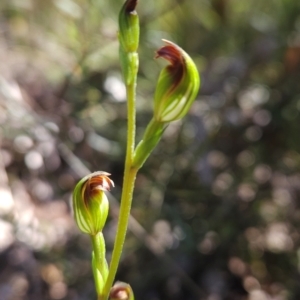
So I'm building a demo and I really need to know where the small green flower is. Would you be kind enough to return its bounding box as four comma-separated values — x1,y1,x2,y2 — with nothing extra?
72,171,114,236
153,39,200,123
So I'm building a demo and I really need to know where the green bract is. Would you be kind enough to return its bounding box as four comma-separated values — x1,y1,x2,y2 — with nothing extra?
153,40,200,123
118,0,139,53
72,171,114,236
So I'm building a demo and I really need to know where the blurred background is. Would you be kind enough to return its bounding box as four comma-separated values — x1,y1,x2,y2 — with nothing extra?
0,0,300,299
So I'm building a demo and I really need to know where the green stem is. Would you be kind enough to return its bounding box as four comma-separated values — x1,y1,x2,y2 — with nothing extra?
125,82,136,161
101,63,138,300
91,233,108,298
132,118,165,169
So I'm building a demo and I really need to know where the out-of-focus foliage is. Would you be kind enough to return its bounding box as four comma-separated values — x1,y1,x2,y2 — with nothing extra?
0,0,300,299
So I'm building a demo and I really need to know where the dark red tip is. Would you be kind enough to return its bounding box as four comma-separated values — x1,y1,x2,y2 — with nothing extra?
125,0,138,13
156,45,182,66
110,282,131,300
156,40,185,90
83,173,114,207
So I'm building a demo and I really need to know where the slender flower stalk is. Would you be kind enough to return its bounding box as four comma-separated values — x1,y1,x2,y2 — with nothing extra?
102,168,138,300
102,0,139,299
91,232,108,295
132,118,165,169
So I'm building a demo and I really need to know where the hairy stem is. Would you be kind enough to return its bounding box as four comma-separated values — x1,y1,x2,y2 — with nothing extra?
102,69,138,299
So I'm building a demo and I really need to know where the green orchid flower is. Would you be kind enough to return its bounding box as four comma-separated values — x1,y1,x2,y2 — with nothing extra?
153,39,200,123
72,171,114,236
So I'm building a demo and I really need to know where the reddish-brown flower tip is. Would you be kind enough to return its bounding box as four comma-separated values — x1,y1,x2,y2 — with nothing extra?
72,171,112,235
152,39,200,123
155,40,183,66
155,40,184,92
83,172,114,207
110,282,132,300
119,0,139,53
124,0,138,13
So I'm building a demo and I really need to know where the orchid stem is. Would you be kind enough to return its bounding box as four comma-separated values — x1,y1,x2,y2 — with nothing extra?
101,59,139,299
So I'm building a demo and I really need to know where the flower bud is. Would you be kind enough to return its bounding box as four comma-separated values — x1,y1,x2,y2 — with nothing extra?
110,282,134,300
153,40,200,123
119,0,139,53
72,171,114,236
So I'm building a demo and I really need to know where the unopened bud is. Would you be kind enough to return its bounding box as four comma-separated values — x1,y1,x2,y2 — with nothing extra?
119,0,139,53
72,171,114,236
153,39,200,123
110,282,134,300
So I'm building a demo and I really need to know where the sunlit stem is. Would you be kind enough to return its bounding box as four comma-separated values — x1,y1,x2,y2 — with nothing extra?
102,56,139,300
